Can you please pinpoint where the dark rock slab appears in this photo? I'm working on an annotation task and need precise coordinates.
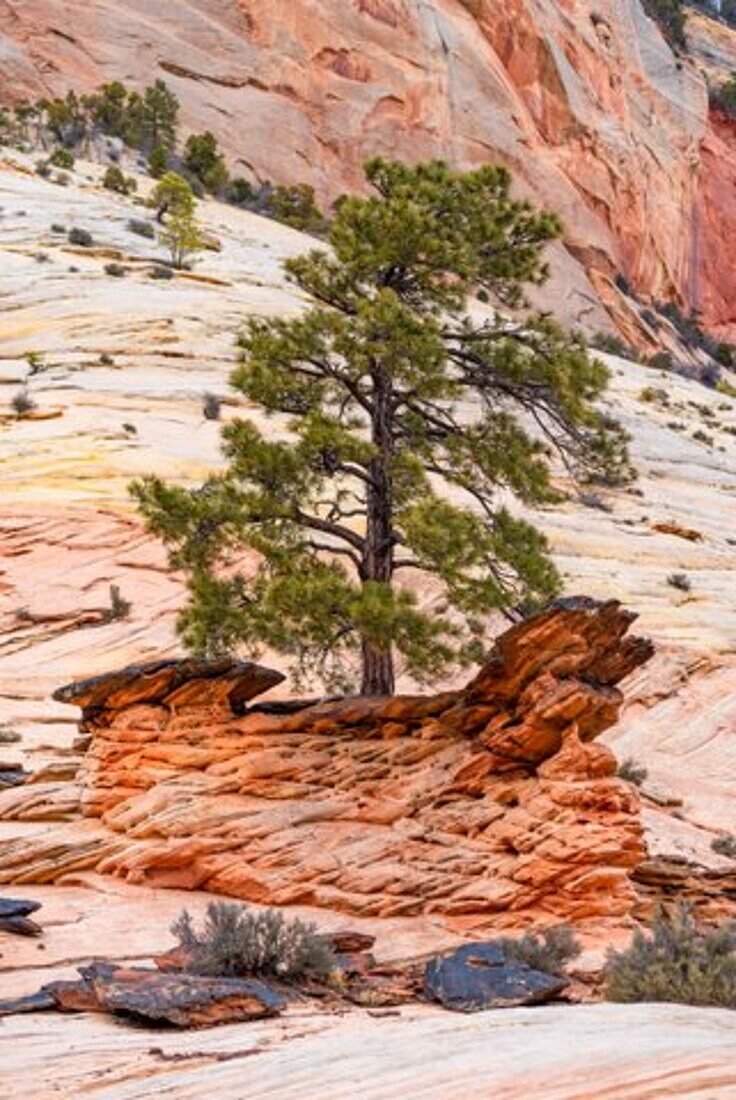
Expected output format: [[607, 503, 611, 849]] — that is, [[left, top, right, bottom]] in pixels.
[[53, 657, 284, 713], [0, 989, 57, 1016], [0, 767, 28, 790], [89, 965, 285, 1028], [424, 942, 568, 1013], [0, 897, 42, 936]]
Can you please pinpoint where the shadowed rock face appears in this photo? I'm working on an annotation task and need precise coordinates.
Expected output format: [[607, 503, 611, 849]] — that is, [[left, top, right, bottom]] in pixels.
[[0, 599, 654, 933]]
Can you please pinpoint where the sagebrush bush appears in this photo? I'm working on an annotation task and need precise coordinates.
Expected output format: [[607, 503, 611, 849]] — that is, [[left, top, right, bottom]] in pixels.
[[104, 262, 126, 278], [128, 218, 155, 239], [49, 147, 74, 169], [617, 757, 648, 786], [103, 165, 136, 195], [712, 835, 736, 860], [202, 391, 221, 421], [492, 925, 581, 977], [68, 227, 93, 247], [605, 906, 736, 1008], [11, 389, 36, 415], [102, 584, 131, 622], [171, 902, 336, 982]]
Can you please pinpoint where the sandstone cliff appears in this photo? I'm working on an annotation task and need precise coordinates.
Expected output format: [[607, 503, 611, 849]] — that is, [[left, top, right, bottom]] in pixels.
[[2, 1, 735, 335]]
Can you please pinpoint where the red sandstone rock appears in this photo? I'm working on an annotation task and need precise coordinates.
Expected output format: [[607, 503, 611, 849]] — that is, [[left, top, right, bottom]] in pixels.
[[0, 599, 654, 932], [0, 0, 722, 333]]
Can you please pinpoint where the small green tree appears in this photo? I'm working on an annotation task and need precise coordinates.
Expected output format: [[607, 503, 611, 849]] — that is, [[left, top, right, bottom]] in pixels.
[[147, 144, 169, 179], [103, 165, 136, 195], [183, 131, 229, 194], [149, 171, 195, 223], [159, 207, 204, 269], [140, 80, 179, 152], [267, 183, 327, 234], [642, 0, 686, 50], [133, 159, 630, 695], [84, 82, 130, 139]]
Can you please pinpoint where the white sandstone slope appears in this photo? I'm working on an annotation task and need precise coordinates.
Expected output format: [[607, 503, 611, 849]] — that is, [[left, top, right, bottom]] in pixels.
[[1, 151, 736, 1097]]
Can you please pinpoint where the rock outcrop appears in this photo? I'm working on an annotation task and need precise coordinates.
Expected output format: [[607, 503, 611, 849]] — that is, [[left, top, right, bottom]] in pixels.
[[0, 599, 654, 933], [2, 0, 733, 333], [0, 963, 286, 1028]]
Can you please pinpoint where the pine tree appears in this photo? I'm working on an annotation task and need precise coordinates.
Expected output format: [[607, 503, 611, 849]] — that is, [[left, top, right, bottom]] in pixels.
[[140, 80, 179, 152], [159, 207, 204, 269], [133, 159, 631, 695], [150, 171, 195, 223], [183, 131, 229, 194]]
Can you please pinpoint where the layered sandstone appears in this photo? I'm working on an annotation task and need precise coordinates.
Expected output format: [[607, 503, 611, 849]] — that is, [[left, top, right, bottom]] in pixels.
[[0, 599, 654, 932], [0, 0, 724, 332]]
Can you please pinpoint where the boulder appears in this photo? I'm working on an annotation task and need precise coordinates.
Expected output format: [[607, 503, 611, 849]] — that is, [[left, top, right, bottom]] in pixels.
[[89, 966, 285, 1028], [424, 943, 568, 1013], [0, 962, 285, 1028], [0, 897, 42, 936]]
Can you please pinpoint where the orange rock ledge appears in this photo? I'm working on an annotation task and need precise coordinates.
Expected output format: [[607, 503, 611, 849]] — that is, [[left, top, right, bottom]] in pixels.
[[0, 598, 654, 934]]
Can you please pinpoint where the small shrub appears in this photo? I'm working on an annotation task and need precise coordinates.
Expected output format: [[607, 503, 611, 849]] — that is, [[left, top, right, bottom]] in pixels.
[[68, 227, 94, 248], [590, 332, 638, 360], [122, 422, 138, 435], [667, 572, 691, 592], [35, 159, 51, 179], [49, 146, 74, 169], [605, 906, 736, 1008], [53, 172, 70, 187], [267, 182, 328, 234], [202, 392, 222, 421], [147, 144, 169, 179], [171, 902, 336, 982], [692, 429, 713, 446], [26, 352, 44, 376], [617, 757, 648, 785], [128, 217, 155, 239], [639, 387, 669, 404], [227, 176, 255, 205], [0, 727, 21, 744], [103, 584, 132, 622], [614, 272, 632, 296], [11, 389, 36, 415], [34, 251, 50, 264], [103, 165, 136, 195], [712, 835, 736, 860], [717, 377, 736, 399], [99, 353, 115, 366], [50, 223, 66, 234], [648, 351, 674, 372], [104, 262, 126, 278], [491, 925, 581, 977], [149, 264, 174, 280]]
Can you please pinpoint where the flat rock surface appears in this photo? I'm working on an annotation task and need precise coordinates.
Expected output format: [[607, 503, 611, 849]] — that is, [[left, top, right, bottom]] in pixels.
[[0, 1002, 735, 1099]]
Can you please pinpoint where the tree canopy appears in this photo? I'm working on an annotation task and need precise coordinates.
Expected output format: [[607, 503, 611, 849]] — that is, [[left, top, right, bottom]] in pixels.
[[133, 158, 631, 695]]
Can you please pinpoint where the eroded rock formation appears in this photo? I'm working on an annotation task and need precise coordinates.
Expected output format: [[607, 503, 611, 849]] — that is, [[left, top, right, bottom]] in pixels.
[[0, 599, 654, 932]]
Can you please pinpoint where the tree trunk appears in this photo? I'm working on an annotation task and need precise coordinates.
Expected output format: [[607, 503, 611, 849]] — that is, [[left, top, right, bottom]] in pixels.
[[361, 639, 395, 696], [360, 363, 395, 696]]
